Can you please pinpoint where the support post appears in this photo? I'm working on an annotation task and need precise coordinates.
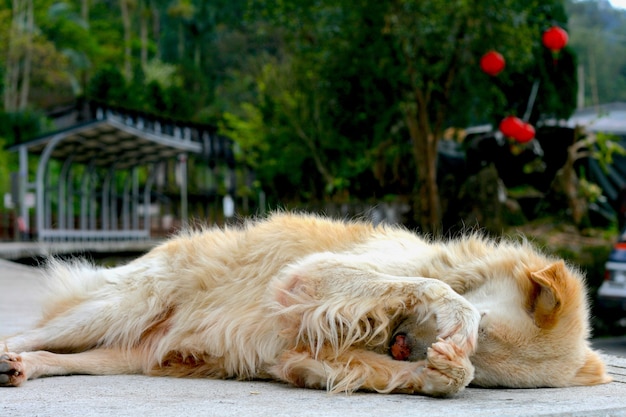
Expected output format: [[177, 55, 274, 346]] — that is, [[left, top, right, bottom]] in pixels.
[[18, 146, 29, 239], [179, 153, 188, 226], [58, 157, 74, 230], [143, 165, 156, 236]]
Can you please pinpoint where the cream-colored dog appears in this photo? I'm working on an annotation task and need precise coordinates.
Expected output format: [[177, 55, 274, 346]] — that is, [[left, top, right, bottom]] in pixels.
[[0, 213, 611, 396]]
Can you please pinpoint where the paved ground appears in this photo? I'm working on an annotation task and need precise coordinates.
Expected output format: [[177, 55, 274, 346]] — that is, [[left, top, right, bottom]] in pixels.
[[2, 259, 626, 417]]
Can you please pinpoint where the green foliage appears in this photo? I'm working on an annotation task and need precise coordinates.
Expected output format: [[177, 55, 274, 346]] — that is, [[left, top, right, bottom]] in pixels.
[[143, 60, 182, 89], [566, 0, 626, 105], [5, 0, 626, 223], [42, 2, 98, 63], [0, 110, 48, 146], [0, 137, 13, 201], [386, 0, 574, 125], [85, 62, 201, 119], [592, 132, 626, 172], [87, 66, 128, 105], [242, 0, 578, 213], [0, 110, 48, 202], [220, 103, 268, 168]]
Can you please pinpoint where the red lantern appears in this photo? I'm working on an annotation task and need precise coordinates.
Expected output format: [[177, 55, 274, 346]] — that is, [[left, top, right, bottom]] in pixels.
[[499, 116, 524, 138], [542, 26, 568, 52], [515, 123, 536, 143], [480, 51, 506, 76]]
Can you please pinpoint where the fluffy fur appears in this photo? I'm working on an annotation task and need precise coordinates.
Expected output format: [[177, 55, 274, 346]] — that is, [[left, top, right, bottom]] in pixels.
[[0, 213, 611, 396]]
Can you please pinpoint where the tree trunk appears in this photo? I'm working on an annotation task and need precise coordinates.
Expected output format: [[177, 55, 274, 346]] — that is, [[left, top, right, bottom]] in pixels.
[[140, 0, 148, 69], [81, 0, 90, 24], [80, 0, 91, 94], [177, 22, 184, 60], [405, 102, 441, 234], [3, 0, 20, 110], [120, 0, 132, 80], [3, 0, 34, 111], [18, 0, 33, 110], [4, 0, 23, 111], [556, 138, 589, 227], [152, 3, 161, 60], [397, 30, 464, 234]]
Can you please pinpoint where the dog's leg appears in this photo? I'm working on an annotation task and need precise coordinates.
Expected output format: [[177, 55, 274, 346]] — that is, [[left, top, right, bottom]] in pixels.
[[272, 252, 480, 396], [2, 298, 123, 354], [0, 348, 145, 387], [273, 342, 473, 397]]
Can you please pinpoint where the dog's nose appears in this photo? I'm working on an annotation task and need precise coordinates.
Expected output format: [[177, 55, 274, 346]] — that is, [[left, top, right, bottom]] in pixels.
[[390, 333, 411, 361]]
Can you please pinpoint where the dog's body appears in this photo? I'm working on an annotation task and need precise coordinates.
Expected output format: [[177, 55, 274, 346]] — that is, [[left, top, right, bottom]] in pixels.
[[0, 213, 611, 396]]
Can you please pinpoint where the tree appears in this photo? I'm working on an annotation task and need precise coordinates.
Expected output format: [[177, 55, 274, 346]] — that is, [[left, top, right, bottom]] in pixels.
[[3, 0, 34, 111], [226, 1, 409, 202], [43, 2, 97, 97], [566, 0, 626, 105], [238, 0, 576, 230], [119, 0, 134, 80], [383, 0, 574, 232], [0, 1, 99, 110], [0, 0, 584, 231]]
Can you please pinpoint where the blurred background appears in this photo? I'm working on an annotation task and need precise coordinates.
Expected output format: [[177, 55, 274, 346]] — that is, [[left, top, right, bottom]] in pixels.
[[2, 0, 626, 333]]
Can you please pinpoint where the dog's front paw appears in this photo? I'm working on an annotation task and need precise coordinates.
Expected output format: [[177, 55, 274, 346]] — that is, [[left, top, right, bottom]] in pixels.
[[0, 352, 27, 387], [435, 292, 481, 355], [420, 338, 474, 397]]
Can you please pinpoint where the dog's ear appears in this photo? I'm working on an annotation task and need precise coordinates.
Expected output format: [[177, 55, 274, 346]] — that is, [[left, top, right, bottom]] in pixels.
[[571, 348, 612, 386], [527, 261, 567, 329]]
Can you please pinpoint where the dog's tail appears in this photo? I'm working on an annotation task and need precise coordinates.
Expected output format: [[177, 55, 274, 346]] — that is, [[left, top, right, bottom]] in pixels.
[[40, 258, 113, 321], [38, 257, 173, 353]]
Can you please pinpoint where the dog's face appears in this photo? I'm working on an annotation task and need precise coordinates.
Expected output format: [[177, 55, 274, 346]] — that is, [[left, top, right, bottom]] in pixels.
[[391, 260, 610, 388]]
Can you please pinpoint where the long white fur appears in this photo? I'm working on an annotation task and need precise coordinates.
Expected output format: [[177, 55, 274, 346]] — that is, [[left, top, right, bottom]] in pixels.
[[1, 212, 610, 395]]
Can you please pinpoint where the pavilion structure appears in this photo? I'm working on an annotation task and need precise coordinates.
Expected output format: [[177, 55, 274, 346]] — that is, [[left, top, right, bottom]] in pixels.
[[8, 102, 234, 242]]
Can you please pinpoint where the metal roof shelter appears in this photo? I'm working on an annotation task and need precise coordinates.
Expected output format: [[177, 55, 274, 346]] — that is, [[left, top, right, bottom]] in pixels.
[[8, 103, 222, 241]]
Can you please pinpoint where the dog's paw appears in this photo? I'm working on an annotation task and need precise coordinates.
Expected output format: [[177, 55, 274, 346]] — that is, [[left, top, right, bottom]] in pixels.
[[421, 338, 474, 396], [0, 352, 27, 387], [435, 293, 481, 355]]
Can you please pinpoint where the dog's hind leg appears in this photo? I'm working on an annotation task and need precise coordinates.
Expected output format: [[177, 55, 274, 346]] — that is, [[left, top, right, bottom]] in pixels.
[[3, 298, 123, 354], [0, 347, 145, 387]]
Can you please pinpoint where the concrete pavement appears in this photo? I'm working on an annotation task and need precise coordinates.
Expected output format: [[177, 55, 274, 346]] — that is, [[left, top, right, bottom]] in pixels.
[[2, 259, 626, 417]]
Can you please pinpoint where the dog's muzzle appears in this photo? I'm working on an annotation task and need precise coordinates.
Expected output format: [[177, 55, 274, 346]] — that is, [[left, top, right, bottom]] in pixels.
[[389, 315, 439, 362]]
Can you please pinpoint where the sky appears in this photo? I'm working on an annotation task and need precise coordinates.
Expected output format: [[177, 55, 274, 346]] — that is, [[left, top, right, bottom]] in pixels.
[[610, 0, 626, 9]]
